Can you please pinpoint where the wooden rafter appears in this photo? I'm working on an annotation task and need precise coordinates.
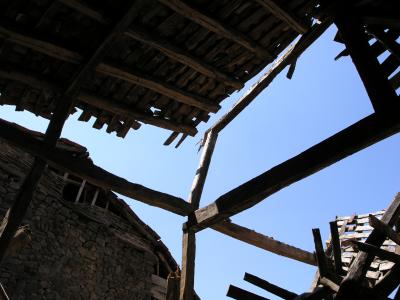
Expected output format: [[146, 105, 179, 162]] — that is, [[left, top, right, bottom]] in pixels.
[[366, 27, 400, 61], [253, 0, 308, 34], [58, 0, 110, 24], [227, 285, 269, 300], [157, 0, 273, 60], [0, 119, 193, 216], [244, 273, 298, 300], [0, 63, 197, 135], [188, 112, 400, 232], [369, 214, 400, 246], [0, 25, 219, 113]]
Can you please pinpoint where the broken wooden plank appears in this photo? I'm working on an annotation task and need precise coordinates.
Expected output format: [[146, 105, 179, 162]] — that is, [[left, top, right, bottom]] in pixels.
[[369, 214, 400, 246], [319, 277, 339, 293], [351, 241, 400, 264], [329, 221, 343, 274], [227, 285, 269, 300], [244, 273, 298, 299]]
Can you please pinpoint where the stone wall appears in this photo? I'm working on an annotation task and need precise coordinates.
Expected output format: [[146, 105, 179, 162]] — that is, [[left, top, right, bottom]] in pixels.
[[0, 140, 159, 300]]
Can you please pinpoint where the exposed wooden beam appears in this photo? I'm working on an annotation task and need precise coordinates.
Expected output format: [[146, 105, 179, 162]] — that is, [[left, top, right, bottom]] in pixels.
[[372, 264, 400, 298], [0, 64, 197, 135], [319, 277, 339, 293], [227, 285, 269, 300], [351, 240, 400, 264], [211, 220, 317, 266], [312, 228, 331, 279], [0, 119, 193, 216], [329, 221, 343, 274], [0, 25, 219, 113], [335, 15, 398, 112], [189, 112, 400, 232], [244, 273, 298, 299], [336, 193, 400, 299], [157, 0, 273, 60], [253, 0, 308, 34], [124, 29, 243, 89], [206, 21, 331, 135], [292, 287, 332, 300], [369, 214, 400, 246], [58, 0, 110, 24], [366, 27, 400, 62]]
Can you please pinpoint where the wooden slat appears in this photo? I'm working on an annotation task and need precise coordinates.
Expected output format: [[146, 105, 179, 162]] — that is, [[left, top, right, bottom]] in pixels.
[[335, 16, 398, 112], [157, 0, 273, 60], [253, 0, 308, 33], [329, 221, 343, 274], [207, 20, 331, 135], [189, 112, 400, 232], [351, 241, 400, 264], [227, 285, 269, 300], [211, 220, 317, 266], [312, 228, 330, 279], [244, 273, 298, 299], [124, 29, 243, 89], [0, 119, 193, 216], [367, 27, 400, 61], [369, 214, 400, 246]]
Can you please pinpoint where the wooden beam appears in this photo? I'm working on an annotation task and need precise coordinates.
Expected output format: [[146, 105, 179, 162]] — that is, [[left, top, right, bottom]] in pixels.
[[0, 64, 197, 135], [179, 131, 218, 300], [351, 240, 400, 264], [319, 277, 339, 293], [372, 264, 400, 298], [124, 29, 243, 89], [211, 220, 317, 266], [369, 214, 400, 246], [292, 287, 332, 300], [335, 16, 398, 112], [244, 273, 298, 299], [0, 282, 9, 300], [207, 21, 331, 134], [0, 119, 193, 216], [157, 0, 273, 60], [312, 228, 331, 279], [0, 25, 219, 113], [189, 112, 400, 232], [227, 285, 269, 300], [253, 0, 308, 33], [366, 27, 400, 61], [58, 0, 110, 24], [336, 193, 400, 300], [329, 221, 343, 274]]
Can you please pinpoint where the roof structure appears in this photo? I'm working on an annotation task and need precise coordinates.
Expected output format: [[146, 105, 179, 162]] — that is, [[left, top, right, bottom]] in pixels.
[[0, 0, 399, 299]]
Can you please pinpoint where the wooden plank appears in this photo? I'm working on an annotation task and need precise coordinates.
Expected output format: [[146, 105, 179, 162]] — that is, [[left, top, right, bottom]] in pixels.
[[367, 27, 400, 61], [369, 214, 400, 246], [372, 264, 400, 298], [351, 241, 400, 264], [334, 16, 398, 112], [244, 273, 298, 299], [157, 0, 273, 60], [319, 277, 339, 293], [124, 29, 243, 89], [227, 285, 269, 300], [329, 221, 343, 274], [189, 112, 400, 232], [211, 220, 316, 266], [0, 119, 193, 216], [336, 193, 400, 299], [207, 21, 331, 134], [58, 0, 110, 24], [253, 0, 308, 33], [166, 271, 180, 300], [312, 228, 330, 278]]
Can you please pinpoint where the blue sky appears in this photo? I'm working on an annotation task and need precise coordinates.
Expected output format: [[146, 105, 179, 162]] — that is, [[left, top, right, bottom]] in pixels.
[[1, 25, 399, 299]]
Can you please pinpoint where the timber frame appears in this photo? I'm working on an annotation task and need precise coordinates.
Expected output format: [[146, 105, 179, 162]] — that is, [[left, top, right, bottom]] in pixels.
[[0, 0, 400, 299]]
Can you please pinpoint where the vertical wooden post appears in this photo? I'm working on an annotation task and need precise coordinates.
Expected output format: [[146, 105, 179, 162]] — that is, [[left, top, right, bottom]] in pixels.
[[75, 179, 87, 203], [179, 130, 218, 300], [329, 221, 343, 275]]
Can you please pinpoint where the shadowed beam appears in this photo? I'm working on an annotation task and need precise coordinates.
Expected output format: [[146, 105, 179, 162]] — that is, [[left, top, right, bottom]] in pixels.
[[253, 0, 308, 33], [244, 273, 298, 299], [0, 119, 193, 216], [211, 220, 316, 266], [188, 112, 400, 232], [369, 214, 400, 246], [227, 285, 269, 300]]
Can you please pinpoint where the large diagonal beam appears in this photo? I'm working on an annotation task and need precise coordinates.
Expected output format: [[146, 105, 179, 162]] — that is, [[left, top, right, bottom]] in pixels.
[[188, 112, 400, 232], [0, 25, 219, 113], [0, 119, 192, 216]]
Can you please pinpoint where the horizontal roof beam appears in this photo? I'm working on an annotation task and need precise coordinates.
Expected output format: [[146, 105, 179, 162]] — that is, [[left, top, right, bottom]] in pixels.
[[0, 118, 193, 216], [189, 112, 400, 232], [157, 0, 273, 60]]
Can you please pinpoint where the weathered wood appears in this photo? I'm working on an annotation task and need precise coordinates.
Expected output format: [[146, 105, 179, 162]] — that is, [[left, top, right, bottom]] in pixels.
[[227, 285, 269, 300], [366, 27, 400, 62], [244, 273, 298, 299], [157, 0, 273, 60], [0, 119, 193, 216], [207, 20, 331, 135], [372, 264, 400, 298], [167, 270, 181, 300], [124, 29, 243, 89], [336, 193, 400, 300], [189, 113, 400, 232], [351, 241, 400, 264], [335, 16, 398, 112], [312, 228, 330, 279], [211, 220, 316, 266], [319, 277, 339, 293], [369, 214, 400, 246], [253, 0, 308, 33], [329, 221, 343, 274], [58, 0, 110, 24]]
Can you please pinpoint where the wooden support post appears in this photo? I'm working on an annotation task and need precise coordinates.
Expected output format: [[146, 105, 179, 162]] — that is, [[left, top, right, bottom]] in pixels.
[[244, 273, 298, 299], [336, 193, 400, 300], [329, 221, 343, 275], [75, 179, 86, 203], [91, 188, 100, 206], [227, 285, 269, 300], [180, 130, 218, 300], [334, 15, 398, 112], [369, 214, 400, 246], [312, 228, 330, 279], [211, 220, 316, 266], [351, 241, 400, 264]]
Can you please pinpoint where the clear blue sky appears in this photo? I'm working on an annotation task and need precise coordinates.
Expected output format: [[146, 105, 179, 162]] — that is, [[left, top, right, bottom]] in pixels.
[[1, 25, 399, 299]]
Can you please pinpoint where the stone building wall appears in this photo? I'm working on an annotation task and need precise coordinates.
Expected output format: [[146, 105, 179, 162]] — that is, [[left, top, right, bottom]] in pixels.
[[0, 139, 164, 300]]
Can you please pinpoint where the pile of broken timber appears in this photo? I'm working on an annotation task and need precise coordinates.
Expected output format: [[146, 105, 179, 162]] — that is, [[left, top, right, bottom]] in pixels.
[[226, 193, 400, 300]]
